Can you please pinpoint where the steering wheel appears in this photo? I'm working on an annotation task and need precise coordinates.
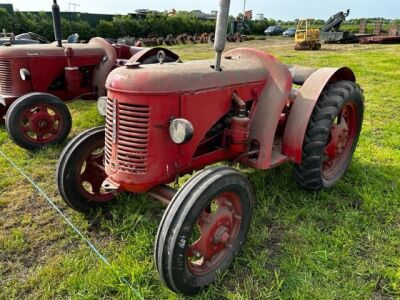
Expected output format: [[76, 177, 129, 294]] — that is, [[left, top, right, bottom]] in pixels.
[[27, 32, 50, 44]]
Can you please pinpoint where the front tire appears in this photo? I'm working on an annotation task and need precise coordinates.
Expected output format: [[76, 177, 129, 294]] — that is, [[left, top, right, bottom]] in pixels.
[[155, 166, 254, 295], [294, 80, 364, 190], [5, 93, 72, 150], [56, 126, 116, 213]]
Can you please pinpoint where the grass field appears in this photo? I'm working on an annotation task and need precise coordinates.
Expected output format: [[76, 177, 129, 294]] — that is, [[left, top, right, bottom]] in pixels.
[[1, 38, 399, 300]]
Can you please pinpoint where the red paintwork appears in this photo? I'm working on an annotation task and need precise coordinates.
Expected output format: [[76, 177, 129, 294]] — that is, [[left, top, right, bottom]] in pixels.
[[20, 103, 64, 144], [102, 47, 358, 194], [282, 67, 356, 163], [224, 48, 292, 169], [104, 48, 270, 193], [79, 141, 114, 202], [187, 192, 243, 275], [322, 101, 357, 180], [0, 38, 149, 115]]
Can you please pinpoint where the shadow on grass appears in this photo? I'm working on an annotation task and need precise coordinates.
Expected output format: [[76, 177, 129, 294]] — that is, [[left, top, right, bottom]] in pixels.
[[75, 158, 398, 298]]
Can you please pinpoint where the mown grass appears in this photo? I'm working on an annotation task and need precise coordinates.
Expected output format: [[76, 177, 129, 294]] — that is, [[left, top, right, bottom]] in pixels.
[[0, 39, 399, 299]]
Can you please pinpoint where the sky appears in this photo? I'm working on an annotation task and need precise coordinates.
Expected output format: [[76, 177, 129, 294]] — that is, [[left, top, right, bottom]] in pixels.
[[6, 0, 400, 20]]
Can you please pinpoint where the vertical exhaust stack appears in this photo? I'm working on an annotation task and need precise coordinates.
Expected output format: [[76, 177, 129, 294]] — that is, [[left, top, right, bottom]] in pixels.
[[52, 0, 63, 47], [214, 0, 231, 71]]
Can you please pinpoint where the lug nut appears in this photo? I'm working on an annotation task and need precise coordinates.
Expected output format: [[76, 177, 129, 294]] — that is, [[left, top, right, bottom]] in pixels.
[[220, 232, 230, 244]]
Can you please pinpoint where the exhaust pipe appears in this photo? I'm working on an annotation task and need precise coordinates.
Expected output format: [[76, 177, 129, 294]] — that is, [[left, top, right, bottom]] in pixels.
[[214, 0, 231, 71], [52, 0, 63, 47]]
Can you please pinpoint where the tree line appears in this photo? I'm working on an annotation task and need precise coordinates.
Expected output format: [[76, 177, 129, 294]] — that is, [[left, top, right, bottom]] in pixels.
[[0, 8, 277, 40], [0, 8, 397, 41]]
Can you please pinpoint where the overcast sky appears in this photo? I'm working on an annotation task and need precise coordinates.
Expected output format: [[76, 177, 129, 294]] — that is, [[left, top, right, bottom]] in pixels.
[[7, 0, 400, 20]]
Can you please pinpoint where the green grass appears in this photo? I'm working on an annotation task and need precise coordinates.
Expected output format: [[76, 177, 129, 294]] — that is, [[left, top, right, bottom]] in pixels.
[[1, 39, 399, 299]]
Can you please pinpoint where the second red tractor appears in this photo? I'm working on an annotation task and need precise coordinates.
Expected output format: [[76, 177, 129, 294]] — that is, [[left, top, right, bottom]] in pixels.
[[0, 1, 178, 150]]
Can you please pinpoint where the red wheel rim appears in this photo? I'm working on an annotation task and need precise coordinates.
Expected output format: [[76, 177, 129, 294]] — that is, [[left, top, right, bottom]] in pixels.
[[76, 146, 114, 203], [322, 101, 358, 180], [186, 192, 243, 276], [19, 104, 64, 144]]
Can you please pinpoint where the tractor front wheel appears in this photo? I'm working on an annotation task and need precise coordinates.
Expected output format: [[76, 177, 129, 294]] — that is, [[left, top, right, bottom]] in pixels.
[[155, 166, 254, 295], [5, 93, 72, 150], [294, 80, 364, 190], [56, 126, 117, 213]]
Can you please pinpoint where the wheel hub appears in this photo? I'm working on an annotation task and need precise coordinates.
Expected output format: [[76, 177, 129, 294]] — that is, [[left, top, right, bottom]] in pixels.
[[187, 193, 243, 275], [322, 102, 357, 178], [324, 119, 349, 163], [20, 104, 63, 143]]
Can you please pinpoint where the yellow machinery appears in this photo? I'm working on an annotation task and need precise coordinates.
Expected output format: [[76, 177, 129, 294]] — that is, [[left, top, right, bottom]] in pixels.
[[295, 19, 321, 50]]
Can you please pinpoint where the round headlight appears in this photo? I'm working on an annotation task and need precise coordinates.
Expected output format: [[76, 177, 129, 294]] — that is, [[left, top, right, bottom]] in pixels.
[[20, 68, 31, 81], [169, 119, 194, 144], [97, 96, 108, 117]]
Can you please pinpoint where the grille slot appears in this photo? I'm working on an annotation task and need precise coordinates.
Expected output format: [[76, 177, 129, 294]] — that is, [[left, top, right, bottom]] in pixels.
[[0, 60, 12, 94], [105, 98, 150, 174]]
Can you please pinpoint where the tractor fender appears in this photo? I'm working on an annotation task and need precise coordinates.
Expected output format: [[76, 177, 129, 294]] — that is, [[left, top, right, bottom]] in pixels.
[[128, 47, 180, 65], [282, 67, 356, 163], [224, 48, 292, 169], [90, 37, 118, 97]]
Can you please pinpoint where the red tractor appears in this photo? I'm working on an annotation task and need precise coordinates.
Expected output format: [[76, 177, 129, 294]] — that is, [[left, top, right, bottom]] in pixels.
[[56, 0, 364, 295], [0, 0, 178, 150]]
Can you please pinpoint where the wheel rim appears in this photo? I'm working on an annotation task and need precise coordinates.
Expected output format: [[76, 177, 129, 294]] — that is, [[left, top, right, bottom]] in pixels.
[[186, 192, 243, 276], [76, 144, 114, 203], [322, 101, 358, 180], [19, 104, 64, 144]]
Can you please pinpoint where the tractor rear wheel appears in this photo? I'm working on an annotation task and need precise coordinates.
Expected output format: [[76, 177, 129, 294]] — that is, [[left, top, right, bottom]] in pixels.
[[56, 126, 117, 213], [294, 80, 364, 190], [5, 93, 72, 150], [155, 166, 254, 295]]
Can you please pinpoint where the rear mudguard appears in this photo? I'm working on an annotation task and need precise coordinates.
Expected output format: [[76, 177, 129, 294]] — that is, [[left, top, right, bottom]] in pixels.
[[224, 48, 292, 169], [90, 37, 117, 97], [282, 67, 356, 163]]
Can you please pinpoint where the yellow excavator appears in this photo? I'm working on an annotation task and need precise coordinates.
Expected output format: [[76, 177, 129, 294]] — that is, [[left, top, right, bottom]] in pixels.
[[295, 19, 322, 50]]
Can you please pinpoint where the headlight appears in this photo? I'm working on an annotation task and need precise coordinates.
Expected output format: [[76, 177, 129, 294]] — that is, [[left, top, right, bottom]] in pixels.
[[19, 68, 31, 81], [97, 97, 107, 117], [169, 119, 194, 144]]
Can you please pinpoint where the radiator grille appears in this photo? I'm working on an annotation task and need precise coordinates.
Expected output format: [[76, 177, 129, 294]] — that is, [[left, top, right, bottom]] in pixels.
[[105, 98, 150, 174], [0, 60, 12, 94]]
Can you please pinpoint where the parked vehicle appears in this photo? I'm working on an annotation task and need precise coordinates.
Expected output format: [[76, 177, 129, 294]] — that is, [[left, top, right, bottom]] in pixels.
[[264, 25, 285, 36], [295, 19, 322, 50], [283, 28, 296, 37], [57, 0, 364, 295]]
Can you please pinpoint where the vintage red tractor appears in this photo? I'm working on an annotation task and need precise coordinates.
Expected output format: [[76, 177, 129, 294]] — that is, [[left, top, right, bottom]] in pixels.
[[0, 0, 178, 150], [56, 0, 364, 295]]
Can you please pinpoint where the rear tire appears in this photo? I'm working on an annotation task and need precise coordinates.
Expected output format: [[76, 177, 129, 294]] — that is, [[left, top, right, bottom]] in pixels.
[[155, 166, 254, 295], [294, 80, 364, 190]]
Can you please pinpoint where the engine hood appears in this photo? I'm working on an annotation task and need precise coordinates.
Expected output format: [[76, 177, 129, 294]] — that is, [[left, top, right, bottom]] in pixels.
[[0, 38, 106, 58], [106, 55, 269, 95]]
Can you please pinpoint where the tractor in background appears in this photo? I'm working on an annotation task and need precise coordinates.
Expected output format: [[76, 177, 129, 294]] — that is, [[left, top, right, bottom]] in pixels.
[[57, 0, 364, 295], [0, 1, 179, 150]]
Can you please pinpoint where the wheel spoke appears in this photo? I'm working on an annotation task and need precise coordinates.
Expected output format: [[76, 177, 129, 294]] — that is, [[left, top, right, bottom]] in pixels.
[[35, 132, 45, 141], [52, 114, 61, 122], [49, 128, 60, 135], [21, 125, 32, 133]]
